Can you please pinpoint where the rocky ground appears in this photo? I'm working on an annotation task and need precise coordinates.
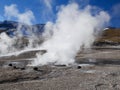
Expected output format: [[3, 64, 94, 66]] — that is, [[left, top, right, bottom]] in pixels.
[[0, 46, 120, 90]]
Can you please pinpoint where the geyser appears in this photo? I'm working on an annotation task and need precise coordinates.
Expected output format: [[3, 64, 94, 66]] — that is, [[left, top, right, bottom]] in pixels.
[[32, 3, 110, 66]]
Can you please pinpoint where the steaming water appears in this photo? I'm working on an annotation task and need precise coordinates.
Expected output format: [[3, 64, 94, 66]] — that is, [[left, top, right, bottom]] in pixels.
[[0, 3, 110, 66]]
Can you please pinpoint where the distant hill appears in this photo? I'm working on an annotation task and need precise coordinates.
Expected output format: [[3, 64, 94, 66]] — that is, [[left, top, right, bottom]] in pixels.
[[0, 20, 45, 37], [95, 28, 120, 46], [0, 20, 18, 29]]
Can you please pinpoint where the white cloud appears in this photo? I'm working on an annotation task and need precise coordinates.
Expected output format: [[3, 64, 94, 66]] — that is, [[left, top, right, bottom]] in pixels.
[[39, 0, 55, 22], [17, 11, 35, 25], [0, 15, 4, 21], [4, 4, 18, 19], [44, 0, 52, 10], [4, 4, 35, 25], [112, 3, 120, 18]]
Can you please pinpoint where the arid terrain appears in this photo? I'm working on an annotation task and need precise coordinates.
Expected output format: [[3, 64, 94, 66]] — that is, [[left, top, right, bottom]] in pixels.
[[0, 28, 120, 90]]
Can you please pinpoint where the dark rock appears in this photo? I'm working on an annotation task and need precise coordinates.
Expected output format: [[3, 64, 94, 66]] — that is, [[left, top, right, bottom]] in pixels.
[[33, 67, 38, 71], [54, 64, 66, 67], [20, 67, 25, 70], [8, 63, 13, 67], [77, 66, 82, 69], [13, 66, 17, 69]]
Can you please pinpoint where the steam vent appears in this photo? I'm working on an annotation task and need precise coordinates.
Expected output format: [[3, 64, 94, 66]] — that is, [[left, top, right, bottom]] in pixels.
[[0, 0, 120, 90]]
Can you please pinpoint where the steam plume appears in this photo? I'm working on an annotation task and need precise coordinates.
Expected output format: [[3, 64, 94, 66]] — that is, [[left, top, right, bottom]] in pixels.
[[0, 33, 15, 54], [4, 4, 35, 25], [32, 3, 110, 66], [0, 4, 36, 54]]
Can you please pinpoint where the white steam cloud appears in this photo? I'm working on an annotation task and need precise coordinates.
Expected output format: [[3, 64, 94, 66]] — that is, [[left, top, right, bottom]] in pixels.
[[0, 4, 36, 54], [32, 3, 110, 66], [0, 33, 15, 54], [4, 4, 35, 38], [4, 4, 35, 25]]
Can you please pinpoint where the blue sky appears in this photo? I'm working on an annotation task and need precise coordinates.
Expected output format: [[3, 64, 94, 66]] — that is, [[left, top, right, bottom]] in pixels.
[[0, 0, 120, 27]]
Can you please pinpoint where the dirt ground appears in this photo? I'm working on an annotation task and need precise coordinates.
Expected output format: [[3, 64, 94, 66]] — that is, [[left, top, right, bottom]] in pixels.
[[0, 46, 120, 90]]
